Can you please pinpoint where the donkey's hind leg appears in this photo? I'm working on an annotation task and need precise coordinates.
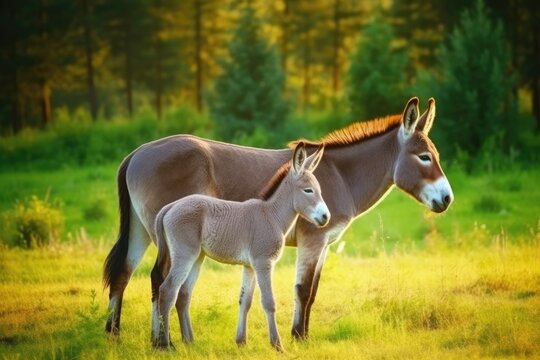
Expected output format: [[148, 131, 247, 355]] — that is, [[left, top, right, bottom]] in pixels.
[[175, 253, 205, 344], [235, 266, 256, 346], [106, 208, 151, 335]]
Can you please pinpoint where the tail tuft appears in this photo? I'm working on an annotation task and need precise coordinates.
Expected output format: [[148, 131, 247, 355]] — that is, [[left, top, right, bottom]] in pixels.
[[103, 154, 133, 290]]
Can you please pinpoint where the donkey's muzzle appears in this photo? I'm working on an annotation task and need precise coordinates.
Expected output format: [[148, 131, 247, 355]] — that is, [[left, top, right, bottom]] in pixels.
[[315, 212, 330, 227], [431, 192, 453, 213]]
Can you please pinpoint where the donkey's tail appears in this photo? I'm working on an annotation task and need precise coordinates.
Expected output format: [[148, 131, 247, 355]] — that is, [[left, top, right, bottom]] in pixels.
[[103, 153, 134, 290]]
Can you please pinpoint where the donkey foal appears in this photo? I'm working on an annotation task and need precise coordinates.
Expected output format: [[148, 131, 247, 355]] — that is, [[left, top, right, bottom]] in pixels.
[[152, 143, 330, 352]]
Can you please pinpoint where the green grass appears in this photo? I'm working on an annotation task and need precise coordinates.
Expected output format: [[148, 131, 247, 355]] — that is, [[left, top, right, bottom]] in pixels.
[[1, 166, 539, 257], [0, 242, 539, 359]]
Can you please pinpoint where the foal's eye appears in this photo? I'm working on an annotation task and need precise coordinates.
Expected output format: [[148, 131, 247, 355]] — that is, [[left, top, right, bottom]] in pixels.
[[418, 154, 431, 162], [303, 188, 314, 194]]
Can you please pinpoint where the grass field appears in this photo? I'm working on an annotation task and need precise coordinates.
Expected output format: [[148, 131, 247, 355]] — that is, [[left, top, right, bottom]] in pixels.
[[1, 165, 540, 359]]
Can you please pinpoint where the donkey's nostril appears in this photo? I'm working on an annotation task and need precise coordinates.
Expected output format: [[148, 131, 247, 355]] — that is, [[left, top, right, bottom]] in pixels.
[[443, 194, 451, 205], [322, 213, 328, 222]]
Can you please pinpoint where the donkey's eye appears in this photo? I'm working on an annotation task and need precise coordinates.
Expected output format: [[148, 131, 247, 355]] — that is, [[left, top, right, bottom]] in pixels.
[[418, 154, 431, 162], [303, 188, 314, 194]]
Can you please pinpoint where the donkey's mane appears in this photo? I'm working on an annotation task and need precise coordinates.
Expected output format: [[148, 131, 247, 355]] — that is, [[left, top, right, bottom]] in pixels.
[[289, 114, 402, 148], [259, 162, 291, 201]]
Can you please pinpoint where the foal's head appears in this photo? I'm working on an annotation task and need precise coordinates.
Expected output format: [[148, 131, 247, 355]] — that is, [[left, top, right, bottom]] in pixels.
[[393, 97, 454, 213], [289, 143, 330, 227]]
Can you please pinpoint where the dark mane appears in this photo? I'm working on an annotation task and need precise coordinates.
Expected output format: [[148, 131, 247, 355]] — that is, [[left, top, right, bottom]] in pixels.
[[288, 114, 402, 148], [258, 162, 291, 201]]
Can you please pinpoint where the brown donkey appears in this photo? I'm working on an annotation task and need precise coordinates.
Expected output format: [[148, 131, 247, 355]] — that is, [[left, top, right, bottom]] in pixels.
[[152, 143, 329, 351], [103, 97, 454, 340]]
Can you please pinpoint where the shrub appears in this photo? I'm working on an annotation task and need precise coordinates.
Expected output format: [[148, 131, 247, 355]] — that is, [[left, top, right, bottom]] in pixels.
[[13, 196, 64, 248], [83, 198, 108, 221], [473, 195, 503, 213]]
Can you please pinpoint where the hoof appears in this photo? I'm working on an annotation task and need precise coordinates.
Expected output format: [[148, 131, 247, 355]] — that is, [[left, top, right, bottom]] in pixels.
[[291, 328, 307, 341], [105, 321, 120, 336], [236, 338, 247, 347], [152, 339, 175, 350], [272, 342, 285, 353]]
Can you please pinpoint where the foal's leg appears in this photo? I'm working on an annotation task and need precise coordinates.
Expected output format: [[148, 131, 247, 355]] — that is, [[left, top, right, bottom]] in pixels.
[[291, 239, 327, 340], [106, 209, 151, 335], [157, 254, 198, 348], [254, 261, 283, 352], [235, 266, 256, 346], [175, 253, 205, 344]]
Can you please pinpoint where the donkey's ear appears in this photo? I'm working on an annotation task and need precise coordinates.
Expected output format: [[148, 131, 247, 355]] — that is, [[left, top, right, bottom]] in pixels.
[[417, 97, 436, 135], [399, 97, 420, 141], [305, 144, 325, 172], [292, 142, 307, 173]]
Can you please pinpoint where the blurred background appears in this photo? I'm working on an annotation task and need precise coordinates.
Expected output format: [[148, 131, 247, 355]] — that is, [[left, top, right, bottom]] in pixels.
[[0, 0, 539, 171], [0, 0, 539, 246]]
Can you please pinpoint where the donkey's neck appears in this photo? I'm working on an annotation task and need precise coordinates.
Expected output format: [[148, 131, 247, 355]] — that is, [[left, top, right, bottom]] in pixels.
[[263, 177, 300, 233], [326, 128, 399, 216]]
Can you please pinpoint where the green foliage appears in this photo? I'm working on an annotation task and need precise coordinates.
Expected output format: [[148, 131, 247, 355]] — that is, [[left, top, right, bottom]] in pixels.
[[346, 14, 409, 120], [0, 105, 213, 171], [83, 198, 108, 221], [12, 195, 64, 248], [473, 195, 503, 214], [208, 5, 289, 145], [417, 0, 517, 159]]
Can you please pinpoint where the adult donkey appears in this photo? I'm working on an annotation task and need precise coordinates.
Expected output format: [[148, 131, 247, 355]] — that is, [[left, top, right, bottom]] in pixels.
[[103, 97, 454, 340]]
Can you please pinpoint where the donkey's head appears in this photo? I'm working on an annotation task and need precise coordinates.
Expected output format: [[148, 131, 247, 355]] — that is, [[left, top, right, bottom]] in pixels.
[[393, 97, 454, 213], [289, 143, 330, 227]]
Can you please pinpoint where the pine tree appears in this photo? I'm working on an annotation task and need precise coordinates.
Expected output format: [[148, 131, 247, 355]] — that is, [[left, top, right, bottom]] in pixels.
[[208, 5, 288, 142], [423, 0, 517, 156], [346, 14, 409, 120]]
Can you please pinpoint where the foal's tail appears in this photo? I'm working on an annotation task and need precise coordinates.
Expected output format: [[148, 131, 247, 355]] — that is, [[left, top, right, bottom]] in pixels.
[[103, 152, 134, 290], [155, 202, 175, 272]]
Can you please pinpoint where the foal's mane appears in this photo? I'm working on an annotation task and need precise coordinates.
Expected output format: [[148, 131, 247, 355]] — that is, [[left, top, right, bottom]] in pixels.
[[288, 114, 402, 148], [259, 162, 291, 201]]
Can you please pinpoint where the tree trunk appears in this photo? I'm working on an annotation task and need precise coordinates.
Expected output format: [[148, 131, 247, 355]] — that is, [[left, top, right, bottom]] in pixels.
[[124, 18, 133, 118], [302, 60, 310, 112], [331, 0, 341, 99], [6, 0, 21, 133], [39, 0, 51, 127], [155, 33, 163, 120], [532, 3, 540, 132], [83, 0, 98, 121], [533, 77, 540, 132], [194, 0, 203, 112], [40, 79, 51, 128], [281, 0, 289, 74]]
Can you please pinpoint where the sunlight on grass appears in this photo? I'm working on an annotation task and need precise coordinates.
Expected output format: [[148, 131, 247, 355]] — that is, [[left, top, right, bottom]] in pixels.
[[1, 239, 539, 359]]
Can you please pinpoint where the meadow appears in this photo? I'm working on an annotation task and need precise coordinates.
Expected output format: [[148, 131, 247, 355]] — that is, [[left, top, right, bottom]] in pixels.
[[1, 160, 539, 359]]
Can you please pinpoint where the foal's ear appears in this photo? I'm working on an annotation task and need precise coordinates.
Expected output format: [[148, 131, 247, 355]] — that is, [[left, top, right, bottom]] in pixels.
[[305, 144, 325, 172], [292, 142, 307, 173], [399, 97, 420, 141], [416, 97, 436, 135]]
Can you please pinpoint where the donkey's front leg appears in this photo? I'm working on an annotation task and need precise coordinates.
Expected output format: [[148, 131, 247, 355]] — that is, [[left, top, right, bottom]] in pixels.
[[291, 240, 327, 340], [254, 261, 283, 352], [235, 266, 256, 346]]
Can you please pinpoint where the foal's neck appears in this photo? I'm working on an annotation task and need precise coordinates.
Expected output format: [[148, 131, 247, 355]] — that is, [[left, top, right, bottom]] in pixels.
[[262, 177, 299, 233]]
